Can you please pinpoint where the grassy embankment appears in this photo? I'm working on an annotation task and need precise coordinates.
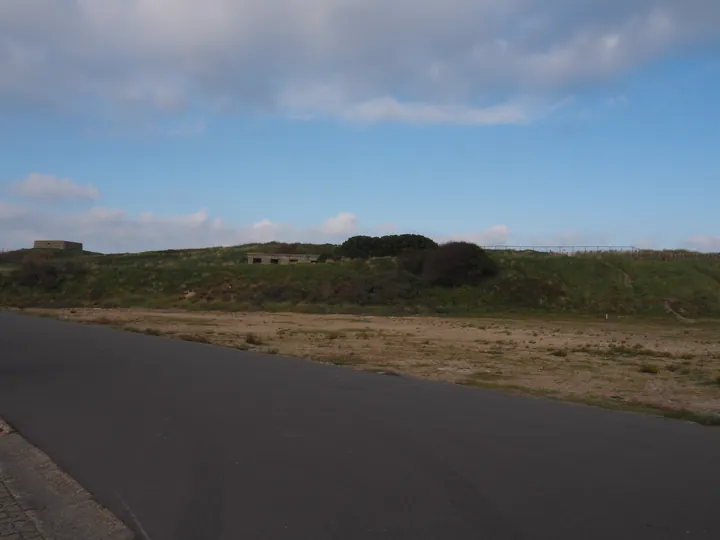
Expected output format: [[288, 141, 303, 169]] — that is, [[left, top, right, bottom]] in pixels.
[[3, 243, 720, 424], [2, 244, 720, 319]]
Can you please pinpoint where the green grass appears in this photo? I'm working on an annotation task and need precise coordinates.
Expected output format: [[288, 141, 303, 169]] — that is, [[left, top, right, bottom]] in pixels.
[[2, 245, 720, 319]]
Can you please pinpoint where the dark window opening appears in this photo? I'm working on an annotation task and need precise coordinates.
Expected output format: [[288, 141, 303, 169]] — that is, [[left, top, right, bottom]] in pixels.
[[270, 258, 280, 264], [252, 258, 262, 264]]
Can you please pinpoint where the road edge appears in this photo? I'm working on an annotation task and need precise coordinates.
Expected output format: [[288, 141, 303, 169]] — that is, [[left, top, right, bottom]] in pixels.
[[0, 417, 136, 540]]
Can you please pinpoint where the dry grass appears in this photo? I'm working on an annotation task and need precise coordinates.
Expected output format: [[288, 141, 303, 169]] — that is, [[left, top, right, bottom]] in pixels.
[[26, 307, 720, 419]]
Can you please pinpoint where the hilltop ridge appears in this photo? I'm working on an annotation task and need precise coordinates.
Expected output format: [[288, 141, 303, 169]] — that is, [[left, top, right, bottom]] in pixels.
[[2, 242, 720, 319]]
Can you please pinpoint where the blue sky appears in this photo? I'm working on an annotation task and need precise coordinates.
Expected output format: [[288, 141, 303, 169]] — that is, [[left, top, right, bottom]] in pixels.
[[1, 1, 719, 253]]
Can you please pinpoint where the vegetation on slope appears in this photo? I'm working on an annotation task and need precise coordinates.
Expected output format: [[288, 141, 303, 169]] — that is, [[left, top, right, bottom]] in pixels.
[[337, 234, 438, 259], [2, 240, 720, 318]]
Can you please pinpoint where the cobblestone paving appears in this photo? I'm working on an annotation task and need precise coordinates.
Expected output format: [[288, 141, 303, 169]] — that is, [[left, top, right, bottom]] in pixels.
[[0, 474, 44, 540]]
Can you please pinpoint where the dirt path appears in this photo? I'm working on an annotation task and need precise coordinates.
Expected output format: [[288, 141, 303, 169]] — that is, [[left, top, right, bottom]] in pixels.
[[28, 308, 720, 417]]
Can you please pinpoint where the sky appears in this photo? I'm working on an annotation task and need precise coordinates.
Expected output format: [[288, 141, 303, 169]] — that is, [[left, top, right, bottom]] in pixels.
[[1, 0, 719, 253]]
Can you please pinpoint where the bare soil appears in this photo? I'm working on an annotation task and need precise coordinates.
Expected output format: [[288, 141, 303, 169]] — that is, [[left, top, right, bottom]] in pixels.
[[28, 308, 720, 415]]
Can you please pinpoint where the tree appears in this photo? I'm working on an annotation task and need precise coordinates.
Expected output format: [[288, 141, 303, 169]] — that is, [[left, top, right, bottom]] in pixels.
[[15, 258, 62, 290], [422, 242, 499, 287], [376, 234, 438, 257], [396, 249, 428, 276], [338, 235, 381, 259], [339, 234, 438, 259]]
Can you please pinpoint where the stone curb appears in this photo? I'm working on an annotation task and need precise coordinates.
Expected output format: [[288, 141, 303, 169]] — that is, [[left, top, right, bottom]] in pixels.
[[0, 418, 135, 540]]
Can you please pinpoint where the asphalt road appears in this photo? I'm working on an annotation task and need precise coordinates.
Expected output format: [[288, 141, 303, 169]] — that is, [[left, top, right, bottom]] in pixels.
[[1, 313, 719, 540]]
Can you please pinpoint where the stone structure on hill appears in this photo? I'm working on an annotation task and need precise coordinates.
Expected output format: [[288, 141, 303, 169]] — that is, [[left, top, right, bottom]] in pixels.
[[33, 240, 83, 251], [246, 253, 319, 265]]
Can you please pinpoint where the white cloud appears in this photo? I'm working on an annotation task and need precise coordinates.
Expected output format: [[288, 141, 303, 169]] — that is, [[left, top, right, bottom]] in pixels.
[[0, 202, 360, 253], [1, 1, 718, 124], [250, 218, 285, 242], [445, 224, 511, 246], [606, 94, 628, 107], [684, 235, 720, 252], [84, 207, 126, 222], [1, 199, 717, 254], [343, 98, 527, 126], [279, 85, 530, 125], [315, 212, 357, 235], [9, 173, 100, 200], [529, 231, 614, 247], [374, 222, 397, 235], [0, 201, 27, 220]]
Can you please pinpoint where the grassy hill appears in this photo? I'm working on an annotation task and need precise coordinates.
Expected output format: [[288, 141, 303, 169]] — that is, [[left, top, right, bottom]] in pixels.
[[2, 244, 720, 318]]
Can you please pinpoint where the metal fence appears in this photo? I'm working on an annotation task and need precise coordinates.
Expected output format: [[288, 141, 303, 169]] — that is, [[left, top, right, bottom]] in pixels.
[[482, 245, 638, 254], [481, 245, 720, 260]]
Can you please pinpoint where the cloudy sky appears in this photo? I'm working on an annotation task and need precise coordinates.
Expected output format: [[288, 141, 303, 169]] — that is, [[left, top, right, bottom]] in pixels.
[[1, 0, 719, 253]]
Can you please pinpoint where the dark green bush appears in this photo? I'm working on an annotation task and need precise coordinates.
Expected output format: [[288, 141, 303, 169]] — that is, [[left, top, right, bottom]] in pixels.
[[338, 236, 381, 259], [422, 242, 499, 287], [14, 258, 62, 290], [397, 249, 428, 276], [339, 234, 438, 259]]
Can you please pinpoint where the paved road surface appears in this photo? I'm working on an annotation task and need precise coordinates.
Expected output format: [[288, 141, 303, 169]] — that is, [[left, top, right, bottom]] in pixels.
[[1, 313, 719, 540]]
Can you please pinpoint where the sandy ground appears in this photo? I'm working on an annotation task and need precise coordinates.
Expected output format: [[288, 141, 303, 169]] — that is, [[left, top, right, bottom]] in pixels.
[[27, 308, 720, 415]]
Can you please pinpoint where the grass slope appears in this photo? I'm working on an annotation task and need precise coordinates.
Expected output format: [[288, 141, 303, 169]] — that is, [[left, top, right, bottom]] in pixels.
[[2, 244, 720, 318]]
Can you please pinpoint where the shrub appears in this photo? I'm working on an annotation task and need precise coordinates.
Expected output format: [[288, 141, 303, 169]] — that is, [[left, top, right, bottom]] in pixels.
[[327, 271, 419, 305], [61, 261, 89, 279], [639, 363, 659, 374], [338, 236, 380, 259], [0, 249, 34, 265], [273, 243, 300, 254], [262, 284, 305, 303], [15, 258, 62, 290], [375, 234, 438, 257], [490, 276, 567, 308], [245, 333, 263, 345], [422, 242, 500, 287], [396, 249, 427, 276], [339, 234, 438, 259]]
